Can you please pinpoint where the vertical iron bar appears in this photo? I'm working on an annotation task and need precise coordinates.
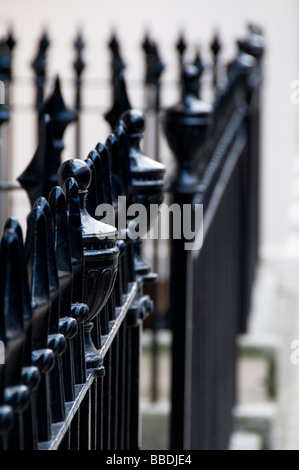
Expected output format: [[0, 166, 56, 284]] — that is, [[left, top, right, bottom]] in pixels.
[[90, 379, 97, 450], [103, 349, 112, 450], [70, 410, 80, 450], [118, 321, 126, 449], [128, 322, 141, 450], [96, 375, 104, 450], [125, 324, 131, 449], [110, 336, 119, 449]]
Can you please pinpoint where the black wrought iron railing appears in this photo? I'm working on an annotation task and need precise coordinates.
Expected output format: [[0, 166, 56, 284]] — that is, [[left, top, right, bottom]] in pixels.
[[163, 26, 264, 450]]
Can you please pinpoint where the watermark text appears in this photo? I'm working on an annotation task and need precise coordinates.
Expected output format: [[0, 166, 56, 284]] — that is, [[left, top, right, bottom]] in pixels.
[[95, 196, 203, 251], [290, 80, 299, 104]]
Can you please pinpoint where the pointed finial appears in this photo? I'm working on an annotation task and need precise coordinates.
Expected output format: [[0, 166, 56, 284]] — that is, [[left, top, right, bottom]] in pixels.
[[33, 197, 60, 334], [210, 32, 222, 89], [114, 119, 131, 196], [48, 186, 73, 317], [74, 33, 85, 79], [6, 29, 16, 53], [18, 114, 61, 206], [104, 33, 131, 130], [108, 32, 125, 75], [142, 32, 152, 55], [176, 33, 187, 58], [94, 142, 113, 206], [5, 29, 16, 93], [87, 149, 105, 208], [25, 206, 51, 351], [31, 31, 50, 111], [0, 227, 27, 388], [210, 33, 221, 57], [0, 40, 10, 124], [24, 205, 55, 442], [120, 108, 165, 200], [73, 32, 85, 113], [248, 23, 263, 36], [64, 176, 84, 303], [161, 63, 213, 190], [193, 47, 205, 76], [182, 64, 201, 102], [73, 32, 85, 155], [176, 32, 187, 82]]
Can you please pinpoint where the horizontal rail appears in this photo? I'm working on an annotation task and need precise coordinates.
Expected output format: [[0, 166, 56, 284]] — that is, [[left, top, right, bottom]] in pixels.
[[0, 181, 22, 190], [197, 132, 247, 255], [191, 108, 248, 258]]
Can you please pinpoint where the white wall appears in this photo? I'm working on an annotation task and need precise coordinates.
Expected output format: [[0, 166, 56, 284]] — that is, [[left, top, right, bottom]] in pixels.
[[1, 0, 298, 259]]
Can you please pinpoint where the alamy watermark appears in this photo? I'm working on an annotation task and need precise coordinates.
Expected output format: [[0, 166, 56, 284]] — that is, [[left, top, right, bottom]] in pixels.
[[0, 340, 4, 364], [94, 196, 204, 251], [290, 81, 299, 104], [0, 80, 4, 105]]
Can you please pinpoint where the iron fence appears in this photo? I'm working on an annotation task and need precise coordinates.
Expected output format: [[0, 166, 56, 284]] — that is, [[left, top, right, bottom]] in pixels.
[[0, 23, 263, 450]]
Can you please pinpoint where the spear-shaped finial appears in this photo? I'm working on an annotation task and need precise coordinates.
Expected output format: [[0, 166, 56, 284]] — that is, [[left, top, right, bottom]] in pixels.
[[31, 31, 50, 113], [73, 32, 85, 111], [210, 32, 221, 89], [142, 33, 165, 87], [73, 31, 85, 156], [104, 32, 131, 130]]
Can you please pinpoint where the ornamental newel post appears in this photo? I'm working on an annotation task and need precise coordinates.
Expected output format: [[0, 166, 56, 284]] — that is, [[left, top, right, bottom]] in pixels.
[[237, 24, 264, 63], [162, 64, 213, 196], [119, 109, 166, 277], [58, 159, 119, 368], [120, 109, 166, 225]]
